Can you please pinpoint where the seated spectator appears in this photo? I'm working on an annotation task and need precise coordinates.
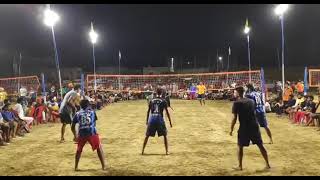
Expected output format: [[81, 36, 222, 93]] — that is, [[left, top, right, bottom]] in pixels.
[[47, 96, 60, 123], [1, 104, 20, 139], [284, 94, 296, 119], [33, 98, 48, 125], [265, 100, 272, 113], [294, 95, 314, 125], [274, 98, 283, 116], [13, 97, 33, 131], [0, 113, 10, 145], [304, 96, 320, 127], [289, 94, 304, 123]]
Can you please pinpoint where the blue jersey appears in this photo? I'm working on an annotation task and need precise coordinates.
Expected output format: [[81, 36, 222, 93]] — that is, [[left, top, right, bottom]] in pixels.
[[246, 91, 265, 113], [72, 108, 98, 137], [149, 97, 167, 117]]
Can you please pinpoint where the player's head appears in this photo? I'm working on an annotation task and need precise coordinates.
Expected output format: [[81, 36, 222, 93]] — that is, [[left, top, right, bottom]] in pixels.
[[234, 86, 245, 98], [68, 83, 74, 90], [246, 83, 255, 92], [3, 104, 9, 111], [156, 88, 163, 96], [289, 94, 294, 100], [199, 82, 203, 85], [17, 97, 23, 104], [297, 93, 302, 99], [74, 84, 81, 93], [80, 99, 90, 110]]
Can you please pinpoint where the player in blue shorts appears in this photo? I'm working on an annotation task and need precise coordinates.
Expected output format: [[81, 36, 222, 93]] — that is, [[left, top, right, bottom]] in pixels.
[[142, 88, 173, 155], [71, 99, 106, 171], [246, 84, 273, 144]]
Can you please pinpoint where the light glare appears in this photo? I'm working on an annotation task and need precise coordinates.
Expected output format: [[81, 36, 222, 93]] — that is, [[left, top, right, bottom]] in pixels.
[[244, 26, 250, 34], [44, 8, 59, 27], [89, 30, 98, 44], [275, 4, 289, 16]]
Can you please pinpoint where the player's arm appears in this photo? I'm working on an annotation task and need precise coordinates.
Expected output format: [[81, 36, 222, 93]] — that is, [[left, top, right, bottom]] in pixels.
[[146, 104, 151, 125], [230, 113, 237, 136], [230, 103, 238, 136], [165, 107, 172, 128]]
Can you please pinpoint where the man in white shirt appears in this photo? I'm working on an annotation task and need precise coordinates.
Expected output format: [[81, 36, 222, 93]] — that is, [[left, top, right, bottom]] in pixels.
[[13, 97, 33, 131], [59, 84, 81, 143]]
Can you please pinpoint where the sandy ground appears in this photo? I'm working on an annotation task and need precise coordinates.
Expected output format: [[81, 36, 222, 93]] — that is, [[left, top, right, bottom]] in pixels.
[[1, 99, 320, 176]]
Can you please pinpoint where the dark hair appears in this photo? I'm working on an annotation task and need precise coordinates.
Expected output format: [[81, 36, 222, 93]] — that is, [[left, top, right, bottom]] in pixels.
[[74, 84, 81, 90], [80, 99, 90, 109], [156, 88, 163, 95], [235, 86, 245, 97], [17, 97, 23, 104], [4, 99, 9, 105], [309, 95, 314, 101], [246, 83, 254, 92], [2, 104, 9, 110]]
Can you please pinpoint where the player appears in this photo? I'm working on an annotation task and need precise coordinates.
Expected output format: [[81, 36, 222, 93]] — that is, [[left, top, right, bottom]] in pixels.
[[142, 88, 173, 155], [197, 82, 206, 106], [59, 84, 81, 143], [230, 86, 271, 171], [245, 84, 273, 144], [71, 99, 106, 171]]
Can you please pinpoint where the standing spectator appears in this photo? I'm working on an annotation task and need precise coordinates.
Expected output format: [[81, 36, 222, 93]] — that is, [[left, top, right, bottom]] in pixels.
[[296, 80, 304, 96], [283, 83, 293, 107]]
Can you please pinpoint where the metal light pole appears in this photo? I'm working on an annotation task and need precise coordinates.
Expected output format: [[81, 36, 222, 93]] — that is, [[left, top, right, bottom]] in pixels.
[[43, 4, 63, 98], [89, 22, 98, 93], [275, 4, 289, 94], [244, 18, 252, 83]]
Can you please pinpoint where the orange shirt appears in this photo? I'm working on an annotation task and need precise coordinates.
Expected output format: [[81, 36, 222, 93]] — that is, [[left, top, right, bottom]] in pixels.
[[283, 87, 293, 101], [296, 83, 304, 93]]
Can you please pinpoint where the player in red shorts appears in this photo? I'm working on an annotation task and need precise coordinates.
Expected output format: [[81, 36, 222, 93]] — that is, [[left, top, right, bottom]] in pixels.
[[71, 99, 106, 171]]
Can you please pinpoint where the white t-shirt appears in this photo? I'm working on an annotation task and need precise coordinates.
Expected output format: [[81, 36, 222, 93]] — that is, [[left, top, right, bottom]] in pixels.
[[20, 87, 28, 97], [59, 90, 77, 113], [0, 113, 4, 124], [13, 103, 25, 118]]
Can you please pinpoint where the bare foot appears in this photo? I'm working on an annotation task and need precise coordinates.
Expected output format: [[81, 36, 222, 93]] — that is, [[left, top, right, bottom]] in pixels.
[[60, 139, 65, 143], [166, 152, 170, 155], [232, 166, 243, 171], [265, 165, 271, 170]]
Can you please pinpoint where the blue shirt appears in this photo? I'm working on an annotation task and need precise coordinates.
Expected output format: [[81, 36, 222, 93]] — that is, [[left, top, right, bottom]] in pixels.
[[246, 91, 265, 113], [1, 111, 15, 121], [72, 108, 98, 137]]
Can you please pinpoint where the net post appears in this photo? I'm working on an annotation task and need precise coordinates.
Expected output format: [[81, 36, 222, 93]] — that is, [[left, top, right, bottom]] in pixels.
[[81, 73, 85, 97], [41, 73, 47, 104], [304, 67, 309, 95]]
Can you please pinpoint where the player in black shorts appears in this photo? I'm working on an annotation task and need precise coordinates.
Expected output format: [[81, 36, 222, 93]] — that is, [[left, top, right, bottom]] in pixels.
[[142, 88, 173, 155], [230, 86, 270, 171]]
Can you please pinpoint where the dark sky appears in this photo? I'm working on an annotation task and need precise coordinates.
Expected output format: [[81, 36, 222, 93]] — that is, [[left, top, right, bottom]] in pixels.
[[0, 4, 320, 74]]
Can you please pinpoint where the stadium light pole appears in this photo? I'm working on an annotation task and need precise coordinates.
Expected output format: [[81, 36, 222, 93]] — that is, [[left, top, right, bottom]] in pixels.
[[244, 18, 252, 83], [43, 4, 63, 98], [275, 4, 289, 94], [89, 22, 98, 93], [218, 56, 223, 72]]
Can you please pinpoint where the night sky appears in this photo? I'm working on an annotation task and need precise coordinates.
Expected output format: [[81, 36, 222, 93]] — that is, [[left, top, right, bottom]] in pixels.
[[0, 4, 320, 74]]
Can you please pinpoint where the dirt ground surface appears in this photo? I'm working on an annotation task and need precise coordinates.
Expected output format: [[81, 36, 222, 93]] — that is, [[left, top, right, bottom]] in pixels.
[[1, 100, 320, 176]]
